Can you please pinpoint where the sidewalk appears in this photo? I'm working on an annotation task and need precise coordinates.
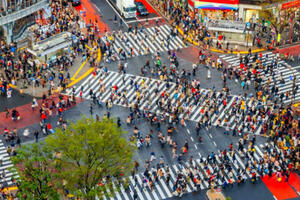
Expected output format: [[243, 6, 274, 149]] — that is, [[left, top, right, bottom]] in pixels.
[[73, 0, 110, 37], [176, 25, 266, 55], [145, 0, 268, 55], [278, 43, 300, 56], [8, 54, 93, 98], [0, 94, 83, 130]]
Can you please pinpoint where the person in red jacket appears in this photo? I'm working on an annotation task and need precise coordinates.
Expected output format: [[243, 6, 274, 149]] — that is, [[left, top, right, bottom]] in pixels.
[[41, 112, 47, 123]]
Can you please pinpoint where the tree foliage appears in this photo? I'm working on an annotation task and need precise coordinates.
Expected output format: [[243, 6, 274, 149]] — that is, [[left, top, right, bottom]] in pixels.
[[10, 143, 61, 200], [45, 117, 136, 200], [259, 8, 289, 34]]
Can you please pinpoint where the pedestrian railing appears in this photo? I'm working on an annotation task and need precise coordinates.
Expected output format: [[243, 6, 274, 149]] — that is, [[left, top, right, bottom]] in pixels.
[[0, 0, 49, 26]]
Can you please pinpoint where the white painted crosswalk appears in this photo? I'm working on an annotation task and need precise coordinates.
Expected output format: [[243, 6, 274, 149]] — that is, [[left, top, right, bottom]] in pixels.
[[95, 143, 284, 200], [0, 140, 18, 186], [68, 70, 272, 135], [102, 25, 185, 62], [219, 52, 300, 104]]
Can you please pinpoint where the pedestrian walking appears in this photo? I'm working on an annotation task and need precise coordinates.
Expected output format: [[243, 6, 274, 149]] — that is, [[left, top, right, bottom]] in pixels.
[[133, 188, 138, 200], [34, 130, 39, 143], [4, 107, 9, 118], [89, 103, 93, 115], [207, 68, 211, 79]]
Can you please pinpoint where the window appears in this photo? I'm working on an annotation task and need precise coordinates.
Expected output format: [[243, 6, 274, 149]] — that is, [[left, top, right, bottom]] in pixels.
[[124, 7, 136, 12]]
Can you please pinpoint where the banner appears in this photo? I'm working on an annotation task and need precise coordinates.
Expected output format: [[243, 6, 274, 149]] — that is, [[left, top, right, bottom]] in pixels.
[[281, 0, 300, 9], [193, 0, 239, 10]]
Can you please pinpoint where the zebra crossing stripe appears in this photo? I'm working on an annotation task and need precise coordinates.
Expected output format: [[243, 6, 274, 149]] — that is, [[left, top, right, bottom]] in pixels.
[[0, 140, 18, 186], [94, 143, 286, 200], [124, 32, 141, 55], [70, 70, 275, 134], [101, 25, 185, 63], [220, 53, 300, 104]]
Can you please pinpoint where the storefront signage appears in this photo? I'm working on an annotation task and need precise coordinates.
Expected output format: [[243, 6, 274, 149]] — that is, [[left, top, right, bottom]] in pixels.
[[193, 0, 239, 10], [281, 0, 300, 10]]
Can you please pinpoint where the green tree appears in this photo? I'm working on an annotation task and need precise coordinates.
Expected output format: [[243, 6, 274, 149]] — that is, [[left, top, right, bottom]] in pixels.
[[10, 143, 61, 200], [45, 117, 136, 200], [259, 8, 289, 36]]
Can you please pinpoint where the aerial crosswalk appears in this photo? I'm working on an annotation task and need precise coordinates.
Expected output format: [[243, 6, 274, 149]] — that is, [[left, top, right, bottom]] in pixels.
[[219, 52, 300, 104], [0, 140, 18, 186], [67, 70, 271, 135], [97, 143, 283, 200], [101, 24, 185, 62]]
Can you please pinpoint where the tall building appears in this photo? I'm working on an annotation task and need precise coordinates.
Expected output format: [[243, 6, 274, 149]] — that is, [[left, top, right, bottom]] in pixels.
[[0, 0, 49, 43]]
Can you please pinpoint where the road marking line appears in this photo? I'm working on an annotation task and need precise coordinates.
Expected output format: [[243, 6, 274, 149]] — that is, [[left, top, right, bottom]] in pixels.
[[127, 16, 162, 23], [71, 59, 88, 81], [105, 0, 129, 27], [213, 141, 217, 146], [190, 137, 194, 142], [187, 129, 190, 134], [93, 3, 101, 14], [209, 133, 213, 138], [194, 144, 197, 149], [67, 67, 95, 89], [97, 48, 101, 62]]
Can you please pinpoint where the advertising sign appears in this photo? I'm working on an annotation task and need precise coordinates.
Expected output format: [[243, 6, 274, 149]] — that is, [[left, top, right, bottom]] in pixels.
[[281, 0, 300, 9], [193, 0, 239, 10]]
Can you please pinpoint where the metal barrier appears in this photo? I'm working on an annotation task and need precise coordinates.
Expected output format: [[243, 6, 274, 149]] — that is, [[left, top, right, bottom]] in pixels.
[[0, 0, 49, 26]]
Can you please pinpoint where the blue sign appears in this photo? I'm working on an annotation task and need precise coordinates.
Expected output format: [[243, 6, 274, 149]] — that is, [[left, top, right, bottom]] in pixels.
[[246, 22, 251, 29], [11, 47, 16, 53]]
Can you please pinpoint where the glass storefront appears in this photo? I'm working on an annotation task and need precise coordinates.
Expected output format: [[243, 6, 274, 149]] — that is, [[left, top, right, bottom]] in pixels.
[[244, 9, 259, 23]]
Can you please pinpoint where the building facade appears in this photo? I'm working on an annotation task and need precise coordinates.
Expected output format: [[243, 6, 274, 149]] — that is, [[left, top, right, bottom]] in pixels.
[[0, 0, 49, 43]]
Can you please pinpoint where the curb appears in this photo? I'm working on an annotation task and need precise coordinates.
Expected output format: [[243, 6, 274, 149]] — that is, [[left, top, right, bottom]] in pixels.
[[9, 48, 101, 95], [175, 26, 266, 55], [57, 48, 102, 92], [145, 0, 269, 56]]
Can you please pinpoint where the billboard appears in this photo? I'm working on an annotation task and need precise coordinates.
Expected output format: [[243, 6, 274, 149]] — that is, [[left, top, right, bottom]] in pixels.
[[191, 0, 239, 10], [281, 0, 300, 9]]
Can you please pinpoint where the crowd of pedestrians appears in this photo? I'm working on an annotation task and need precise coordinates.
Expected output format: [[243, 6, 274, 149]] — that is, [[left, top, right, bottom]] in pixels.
[[0, 0, 100, 100], [124, 138, 296, 198], [81, 37, 299, 194], [0, 0, 299, 198]]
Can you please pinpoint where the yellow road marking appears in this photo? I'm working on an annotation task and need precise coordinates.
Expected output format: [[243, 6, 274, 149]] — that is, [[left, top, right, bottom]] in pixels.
[[176, 26, 266, 54], [71, 59, 88, 81], [97, 48, 101, 62], [85, 44, 93, 51], [9, 84, 17, 89], [67, 67, 95, 88], [11, 48, 101, 94], [17, 47, 26, 52], [54, 48, 102, 93]]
